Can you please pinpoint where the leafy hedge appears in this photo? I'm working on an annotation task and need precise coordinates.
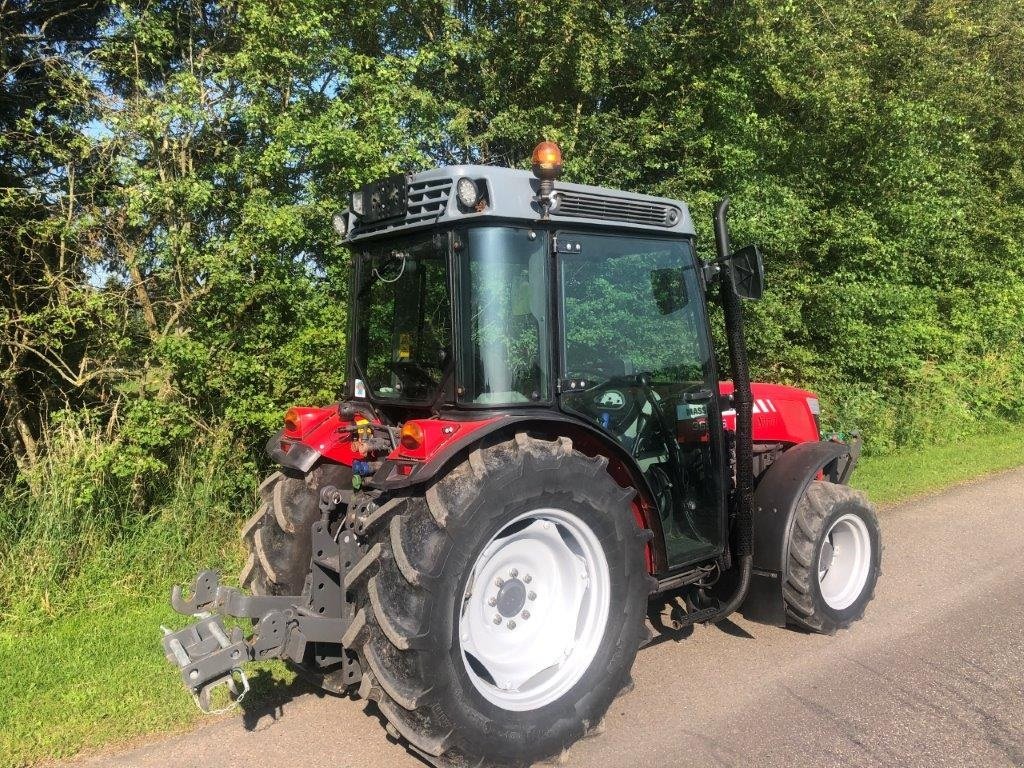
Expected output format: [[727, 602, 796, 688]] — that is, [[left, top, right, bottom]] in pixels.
[[2, 1, 1023, 612]]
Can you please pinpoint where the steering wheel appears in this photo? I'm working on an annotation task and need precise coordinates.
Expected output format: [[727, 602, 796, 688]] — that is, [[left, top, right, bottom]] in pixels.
[[385, 360, 438, 395]]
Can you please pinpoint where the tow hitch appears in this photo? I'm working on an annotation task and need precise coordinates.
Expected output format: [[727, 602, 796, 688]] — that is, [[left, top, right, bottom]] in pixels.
[[162, 503, 362, 712], [161, 611, 252, 713]]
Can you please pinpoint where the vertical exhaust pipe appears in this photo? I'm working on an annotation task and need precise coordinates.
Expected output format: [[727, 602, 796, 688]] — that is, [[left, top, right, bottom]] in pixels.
[[712, 198, 753, 619]]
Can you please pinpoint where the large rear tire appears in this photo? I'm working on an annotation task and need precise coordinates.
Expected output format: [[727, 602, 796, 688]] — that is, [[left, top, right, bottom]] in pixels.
[[240, 463, 352, 693], [344, 433, 652, 767], [783, 481, 881, 634]]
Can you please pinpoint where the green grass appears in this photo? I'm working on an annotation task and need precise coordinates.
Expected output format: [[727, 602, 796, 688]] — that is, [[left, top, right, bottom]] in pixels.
[[0, 595, 297, 768], [0, 422, 279, 768], [851, 424, 1024, 506], [1, 421, 1023, 767]]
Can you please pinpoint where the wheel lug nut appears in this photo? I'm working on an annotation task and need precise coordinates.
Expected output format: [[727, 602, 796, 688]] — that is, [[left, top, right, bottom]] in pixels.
[[524, 574, 532, 583], [495, 577, 504, 587], [488, 597, 497, 607], [508, 620, 517, 630], [493, 614, 502, 624], [528, 591, 536, 601], [521, 610, 530, 620], [509, 568, 518, 578]]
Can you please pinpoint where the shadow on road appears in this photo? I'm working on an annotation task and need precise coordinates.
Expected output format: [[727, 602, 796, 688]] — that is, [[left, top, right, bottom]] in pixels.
[[713, 618, 754, 639], [231, 667, 433, 766], [228, 663, 436, 765], [238, 668, 327, 731], [645, 588, 756, 648]]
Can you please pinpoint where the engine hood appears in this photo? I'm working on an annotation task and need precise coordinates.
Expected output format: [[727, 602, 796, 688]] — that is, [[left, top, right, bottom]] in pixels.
[[718, 381, 820, 444]]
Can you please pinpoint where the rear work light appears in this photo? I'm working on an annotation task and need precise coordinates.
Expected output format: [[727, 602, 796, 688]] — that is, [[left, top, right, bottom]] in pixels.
[[456, 177, 480, 209], [331, 212, 348, 237]]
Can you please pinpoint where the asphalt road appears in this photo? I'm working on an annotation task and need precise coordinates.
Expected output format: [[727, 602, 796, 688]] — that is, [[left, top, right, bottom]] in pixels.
[[68, 468, 1024, 768]]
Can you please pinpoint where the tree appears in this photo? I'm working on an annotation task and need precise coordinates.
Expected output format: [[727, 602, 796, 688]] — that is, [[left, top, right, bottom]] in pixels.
[[0, 0, 114, 473]]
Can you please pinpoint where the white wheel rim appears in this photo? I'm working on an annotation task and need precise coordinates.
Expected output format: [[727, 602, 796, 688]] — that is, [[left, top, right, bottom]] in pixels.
[[817, 513, 872, 610], [458, 508, 611, 711]]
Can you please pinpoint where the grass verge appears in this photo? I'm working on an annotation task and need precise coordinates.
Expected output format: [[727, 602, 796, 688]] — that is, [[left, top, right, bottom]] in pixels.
[[0, 594, 296, 768], [0, 422, 279, 768], [851, 424, 1024, 506], [1, 422, 1022, 767]]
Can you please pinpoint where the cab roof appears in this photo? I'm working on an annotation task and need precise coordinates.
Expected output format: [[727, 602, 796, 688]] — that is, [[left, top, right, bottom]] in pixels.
[[341, 165, 695, 244]]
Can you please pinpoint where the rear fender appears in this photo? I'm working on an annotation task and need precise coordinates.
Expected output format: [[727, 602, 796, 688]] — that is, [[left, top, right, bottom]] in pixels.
[[370, 414, 667, 574], [741, 440, 859, 626]]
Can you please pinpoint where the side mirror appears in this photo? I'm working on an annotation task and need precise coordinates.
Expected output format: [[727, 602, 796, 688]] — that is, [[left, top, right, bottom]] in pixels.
[[726, 244, 764, 301]]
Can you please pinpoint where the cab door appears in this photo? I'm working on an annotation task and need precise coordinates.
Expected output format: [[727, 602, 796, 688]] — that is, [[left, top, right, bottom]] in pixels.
[[555, 231, 727, 570]]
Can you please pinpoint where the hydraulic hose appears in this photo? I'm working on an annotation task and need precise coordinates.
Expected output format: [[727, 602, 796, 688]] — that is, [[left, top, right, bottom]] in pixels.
[[712, 198, 753, 620]]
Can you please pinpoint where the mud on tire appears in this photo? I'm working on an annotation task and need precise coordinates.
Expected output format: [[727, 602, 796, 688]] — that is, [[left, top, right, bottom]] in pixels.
[[344, 433, 652, 767]]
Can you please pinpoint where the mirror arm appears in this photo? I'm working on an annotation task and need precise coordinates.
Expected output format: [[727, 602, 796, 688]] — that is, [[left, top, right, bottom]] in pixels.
[[702, 261, 721, 285], [705, 197, 732, 290]]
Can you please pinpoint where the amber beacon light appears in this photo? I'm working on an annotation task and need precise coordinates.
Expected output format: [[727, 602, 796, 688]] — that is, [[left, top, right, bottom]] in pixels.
[[532, 140, 563, 215], [531, 141, 563, 179]]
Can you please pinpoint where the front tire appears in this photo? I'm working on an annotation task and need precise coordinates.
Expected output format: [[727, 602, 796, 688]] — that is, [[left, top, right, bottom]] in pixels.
[[783, 481, 881, 634], [345, 434, 651, 767]]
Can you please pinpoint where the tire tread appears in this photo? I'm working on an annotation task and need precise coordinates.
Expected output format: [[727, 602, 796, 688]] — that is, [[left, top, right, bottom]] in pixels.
[[783, 481, 880, 634], [352, 434, 648, 767]]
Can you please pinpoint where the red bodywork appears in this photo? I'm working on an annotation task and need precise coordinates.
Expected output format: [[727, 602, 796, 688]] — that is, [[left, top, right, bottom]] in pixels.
[[278, 382, 819, 576], [280, 382, 819, 469], [278, 406, 498, 468], [279, 407, 363, 466], [718, 381, 820, 444]]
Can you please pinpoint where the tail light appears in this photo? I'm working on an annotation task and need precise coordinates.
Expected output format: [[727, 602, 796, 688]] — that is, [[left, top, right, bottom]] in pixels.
[[400, 421, 424, 450], [283, 408, 301, 436]]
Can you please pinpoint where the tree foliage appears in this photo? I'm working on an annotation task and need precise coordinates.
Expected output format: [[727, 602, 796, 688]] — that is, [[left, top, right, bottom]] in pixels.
[[2, 0, 1024, 485]]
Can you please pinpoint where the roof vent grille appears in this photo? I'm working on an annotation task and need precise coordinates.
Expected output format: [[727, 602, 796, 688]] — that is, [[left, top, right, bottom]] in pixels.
[[552, 190, 679, 227], [406, 178, 452, 221]]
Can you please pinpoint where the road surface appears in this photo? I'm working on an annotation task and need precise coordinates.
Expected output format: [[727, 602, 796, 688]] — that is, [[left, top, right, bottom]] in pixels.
[[67, 468, 1024, 768]]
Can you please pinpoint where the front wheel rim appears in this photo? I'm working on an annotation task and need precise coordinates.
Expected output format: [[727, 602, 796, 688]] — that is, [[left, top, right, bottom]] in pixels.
[[817, 513, 872, 610], [458, 507, 611, 712]]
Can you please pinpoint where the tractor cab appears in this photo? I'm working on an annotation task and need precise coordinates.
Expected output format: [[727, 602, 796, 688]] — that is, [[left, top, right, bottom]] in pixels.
[[337, 155, 726, 570]]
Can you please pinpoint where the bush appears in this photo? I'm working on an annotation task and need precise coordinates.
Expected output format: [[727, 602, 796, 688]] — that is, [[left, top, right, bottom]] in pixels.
[[0, 416, 256, 622]]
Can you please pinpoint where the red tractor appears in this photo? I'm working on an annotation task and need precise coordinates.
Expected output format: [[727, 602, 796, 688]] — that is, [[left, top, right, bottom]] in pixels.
[[164, 142, 880, 766]]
